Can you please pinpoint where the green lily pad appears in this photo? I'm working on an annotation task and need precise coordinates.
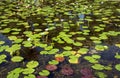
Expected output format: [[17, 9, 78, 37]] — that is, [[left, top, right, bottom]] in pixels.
[[84, 56, 98, 63], [8, 36, 17, 41], [95, 72, 107, 78], [115, 44, 120, 48], [115, 53, 120, 59], [26, 61, 39, 68], [22, 68, 35, 74], [92, 64, 104, 70], [39, 70, 50, 76], [5, 44, 21, 55], [0, 54, 7, 64], [95, 45, 108, 51], [45, 46, 53, 50], [7, 68, 23, 78], [115, 64, 120, 71], [78, 48, 89, 54], [0, 41, 5, 45], [11, 56, 24, 62], [48, 60, 59, 65], [24, 74, 35, 78], [68, 56, 79, 64], [92, 54, 101, 59], [63, 46, 72, 50], [76, 37, 86, 41]]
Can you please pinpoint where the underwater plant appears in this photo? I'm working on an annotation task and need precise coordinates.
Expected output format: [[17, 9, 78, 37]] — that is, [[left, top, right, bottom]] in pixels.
[[80, 68, 93, 78], [36, 76, 48, 78], [45, 64, 57, 71], [61, 65, 74, 76]]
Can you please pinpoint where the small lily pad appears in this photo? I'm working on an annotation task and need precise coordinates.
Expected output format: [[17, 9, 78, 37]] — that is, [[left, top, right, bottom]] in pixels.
[[115, 64, 120, 71], [39, 70, 50, 76], [11, 56, 24, 62], [92, 64, 104, 70], [48, 60, 59, 65], [22, 68, 35, 74], [26, 61, 39, 68]]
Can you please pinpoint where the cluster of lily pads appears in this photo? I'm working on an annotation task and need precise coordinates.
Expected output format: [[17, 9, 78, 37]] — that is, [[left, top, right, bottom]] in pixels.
[[0, 0, 120, 78]]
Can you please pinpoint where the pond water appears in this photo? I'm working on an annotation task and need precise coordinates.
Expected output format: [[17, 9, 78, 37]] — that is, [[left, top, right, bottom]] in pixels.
[[0, 0, 120, 78]]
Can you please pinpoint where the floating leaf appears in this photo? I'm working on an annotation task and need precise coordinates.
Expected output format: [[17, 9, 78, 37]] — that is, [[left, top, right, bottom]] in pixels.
[[7, 68, 23, 78], [115, 53, 120, 59], [77, 48, 89, 54], [92, 55, 101, 59], [24, 74, 35, 78], [92, 64, 104, 70], [68, 56, 79, 64], [48, 60, 59, 65], [39, 70, 50, 76], [26, 61, 39, 68], [11, 56, 23, 62], [115, 64, 120, 71], [95, 45, 108, 51], [63, 46, 72, 50], [0, 41, 5, 45], [73, 42, 83, 46], [95, 72, 107, 78], [0, 54, 7, 64], [115, 44, 120, 48], [22, 68, 35, 74]]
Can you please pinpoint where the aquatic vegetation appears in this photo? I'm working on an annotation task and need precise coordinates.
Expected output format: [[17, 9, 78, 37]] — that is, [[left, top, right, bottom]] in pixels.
[[77, 48, 89, 54], [26, 61, 39, 68], [45, 64, 57, 71], [11, 56, 24, 62], [55, 54, 65, 62], [84, 54, 101, 63], [95, 72, 107, 78], [80, 68, 93, 78], [0, 41, 5, 45], [61, 65, 74, 76], [0, 54, 7, 64], [92, 64, 105, 70], [24, 74, 35, 78], [5, 44, 21, 55], [7, 68, 23, 78], [39, 70, 50, 76], [22, 68, 35, 74], [63, 46, 72, 50], [95, 45, 108, 51], [68, 55, 79, 64], [115, 53, 120, 59], [0, 0, 120, 78], [115, 44, 120, 48], [36, 76, 48, 78], [115, 64, 120, 71], [48, 60, 59, 65]]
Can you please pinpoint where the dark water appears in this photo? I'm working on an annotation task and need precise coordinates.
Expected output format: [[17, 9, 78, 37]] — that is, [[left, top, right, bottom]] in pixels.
[[0, 1, 120, 78]]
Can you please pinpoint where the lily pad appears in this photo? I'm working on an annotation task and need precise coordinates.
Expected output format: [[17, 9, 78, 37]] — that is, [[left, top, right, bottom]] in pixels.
[[26, 61, 39, 68], [11, 56, 24, 62], [22, 68, 35, 74], [39, 70, 50, 76], [115, 64, 120, 71], [48, 60, 59, 65], [92, 64, 104, 70], [24, 74, 35, 78]]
